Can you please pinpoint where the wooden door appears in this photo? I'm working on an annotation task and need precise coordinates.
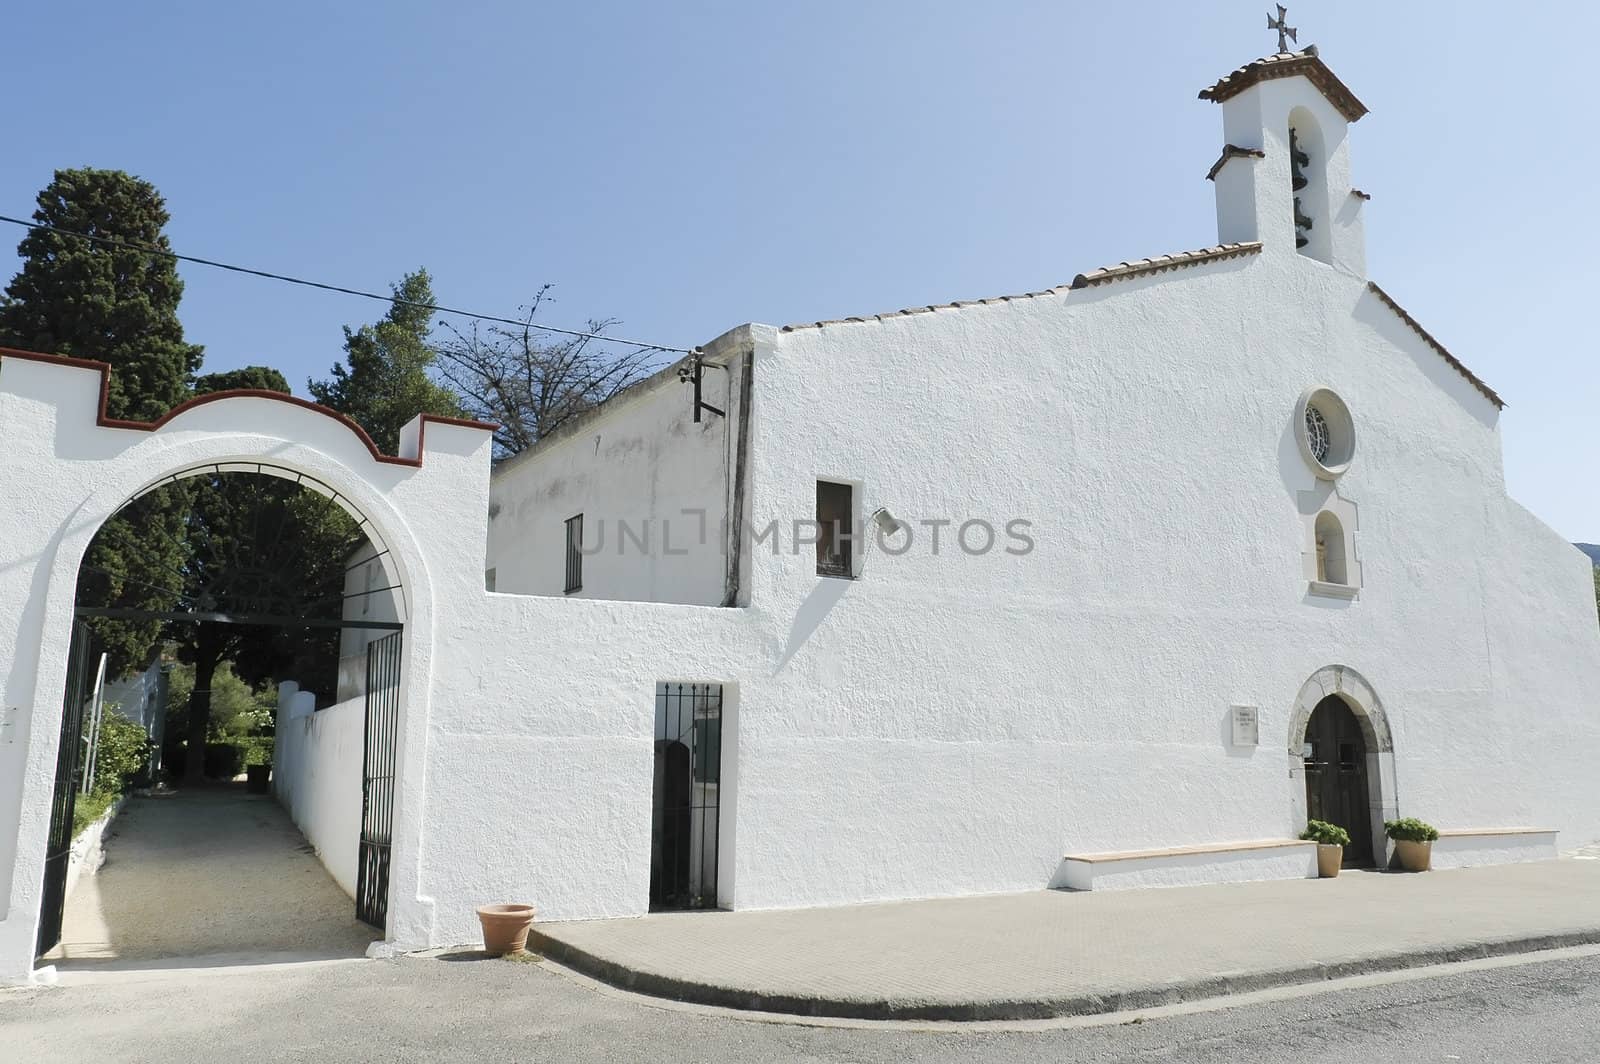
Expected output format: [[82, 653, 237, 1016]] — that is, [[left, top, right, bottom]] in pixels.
[[1303, 695, 1373, 867]]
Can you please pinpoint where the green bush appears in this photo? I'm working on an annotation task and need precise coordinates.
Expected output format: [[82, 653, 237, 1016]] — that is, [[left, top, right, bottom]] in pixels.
[[203, 743, 246, 780], [1384, 817, 1439, 843], [71, 789, 119, 836], [1299, 819, 1351, 847], [68, 713, 154, 836], [94, 713, 154, 788]]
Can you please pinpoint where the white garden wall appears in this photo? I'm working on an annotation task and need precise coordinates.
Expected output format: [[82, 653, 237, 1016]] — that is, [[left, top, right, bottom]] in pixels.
[[486, 353, 743, 606], [272, 683, 364, 897]]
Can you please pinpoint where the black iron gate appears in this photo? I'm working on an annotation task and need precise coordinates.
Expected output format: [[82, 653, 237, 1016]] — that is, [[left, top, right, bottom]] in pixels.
[[356, 631, 402, 929], [35, 621, 96, 957], [650, 683, 723, 910]]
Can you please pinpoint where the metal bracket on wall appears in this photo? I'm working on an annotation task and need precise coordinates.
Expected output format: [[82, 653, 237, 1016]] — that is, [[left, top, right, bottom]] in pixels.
[[677, 349, 726, 423]]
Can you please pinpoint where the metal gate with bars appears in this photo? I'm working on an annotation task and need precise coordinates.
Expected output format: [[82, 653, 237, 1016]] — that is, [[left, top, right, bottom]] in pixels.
[[35, 621, 96, 957], [356, 631, 402, 929], [650, 682, 722, 910]]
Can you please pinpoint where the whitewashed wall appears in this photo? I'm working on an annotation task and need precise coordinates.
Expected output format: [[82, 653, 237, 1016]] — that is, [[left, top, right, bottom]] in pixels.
[[8, 60, 1600, 981], [101, 661, 164, 736], [485, 355, 741, 606], [272, 683, 363, 897], [0, 365, 483, 981], [337, 542, 402, 703]]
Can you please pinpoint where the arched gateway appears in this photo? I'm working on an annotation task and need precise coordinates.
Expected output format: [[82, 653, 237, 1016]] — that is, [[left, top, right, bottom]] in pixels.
[[0, 349, 494, 983], [1287, 666, 1399, 868]]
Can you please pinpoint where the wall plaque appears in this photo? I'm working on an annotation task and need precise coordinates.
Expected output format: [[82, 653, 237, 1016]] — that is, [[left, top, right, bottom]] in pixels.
[[1231, 705, 1260, 747]]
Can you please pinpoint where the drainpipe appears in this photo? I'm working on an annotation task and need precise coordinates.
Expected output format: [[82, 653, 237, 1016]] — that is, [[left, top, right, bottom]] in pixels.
[[721, 346, 754, 607]]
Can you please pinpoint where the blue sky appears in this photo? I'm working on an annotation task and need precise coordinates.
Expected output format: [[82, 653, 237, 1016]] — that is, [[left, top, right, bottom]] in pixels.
[[4, 2, 1596, 540]]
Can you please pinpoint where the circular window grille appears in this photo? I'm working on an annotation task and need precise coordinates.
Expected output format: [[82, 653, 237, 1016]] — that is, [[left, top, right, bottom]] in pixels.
[[1304, 405, 1331, 463]]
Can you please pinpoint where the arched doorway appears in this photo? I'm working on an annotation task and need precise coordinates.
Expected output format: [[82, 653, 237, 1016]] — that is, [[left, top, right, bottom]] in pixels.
[[35, 463, 407, 960], [0, 352, 483, 984], [1301, 696, 1373, 867], [1288, 666, 1398, 868]]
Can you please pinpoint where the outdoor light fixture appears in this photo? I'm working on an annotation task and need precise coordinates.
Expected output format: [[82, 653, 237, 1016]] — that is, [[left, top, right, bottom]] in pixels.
[[857, 506, 906, 575]]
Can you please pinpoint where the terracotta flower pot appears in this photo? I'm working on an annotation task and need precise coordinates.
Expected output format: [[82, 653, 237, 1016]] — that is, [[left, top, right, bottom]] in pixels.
[[476, 903, 536, 955], [1316, 843, 1343, 878], [1395, 839, 1432, 872]]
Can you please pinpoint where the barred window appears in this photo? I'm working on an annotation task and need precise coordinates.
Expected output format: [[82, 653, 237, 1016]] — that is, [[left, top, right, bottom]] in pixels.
[[564, 514, 583, 593]]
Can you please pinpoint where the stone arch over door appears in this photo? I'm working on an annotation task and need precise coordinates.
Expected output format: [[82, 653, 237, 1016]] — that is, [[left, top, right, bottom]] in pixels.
[[1286, 665, 1398, 867], [0, 348, 495, 983]]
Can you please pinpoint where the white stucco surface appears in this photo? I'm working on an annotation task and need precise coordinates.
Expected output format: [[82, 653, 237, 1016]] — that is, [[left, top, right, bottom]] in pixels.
[[272, 684, 364, 897], [1429, 831, 1559, 871], [4, 49, 1600, 984], [486, 351, 746, 606]]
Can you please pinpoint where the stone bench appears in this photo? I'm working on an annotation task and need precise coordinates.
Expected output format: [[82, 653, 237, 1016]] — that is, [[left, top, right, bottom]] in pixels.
[[1051, 838, 1317, 892], [1429, 828, 1558, 870]]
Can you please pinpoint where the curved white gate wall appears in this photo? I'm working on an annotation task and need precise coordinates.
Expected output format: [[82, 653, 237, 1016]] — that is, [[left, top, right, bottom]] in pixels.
[[0, 349, 483, 982]]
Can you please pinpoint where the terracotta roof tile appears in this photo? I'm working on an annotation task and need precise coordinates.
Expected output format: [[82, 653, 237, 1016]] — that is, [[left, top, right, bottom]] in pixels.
[[1070, 242, 1263, 289], [1199, 47, 1368, 123], [778, 243, 1267, 333], [1205, 144, 1266, 182], [1366, 282, 1504, 408], [779, 285, 1073, 332]]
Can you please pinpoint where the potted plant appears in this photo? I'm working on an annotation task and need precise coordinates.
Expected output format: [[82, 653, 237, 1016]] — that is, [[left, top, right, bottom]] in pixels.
[[1300, 819, 1351, 877], [1384, 817, 1439, 872], [476, 903, 537, 956]]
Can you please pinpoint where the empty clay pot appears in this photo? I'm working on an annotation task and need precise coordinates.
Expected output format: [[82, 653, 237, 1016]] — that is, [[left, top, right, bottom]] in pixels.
[[476, 903, 536, 955]]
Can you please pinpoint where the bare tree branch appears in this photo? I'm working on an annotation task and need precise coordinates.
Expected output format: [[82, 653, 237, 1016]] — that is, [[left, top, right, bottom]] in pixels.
[[433, 287, 667, 457]]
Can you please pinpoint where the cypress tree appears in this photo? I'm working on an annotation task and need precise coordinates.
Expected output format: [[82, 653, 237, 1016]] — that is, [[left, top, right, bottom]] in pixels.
[[0, 167, 202, 419], [309, 269, 463, 453]]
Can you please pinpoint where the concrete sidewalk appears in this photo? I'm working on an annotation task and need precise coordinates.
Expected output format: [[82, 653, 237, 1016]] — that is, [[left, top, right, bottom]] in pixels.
[[531, 859, 1600, 1020]]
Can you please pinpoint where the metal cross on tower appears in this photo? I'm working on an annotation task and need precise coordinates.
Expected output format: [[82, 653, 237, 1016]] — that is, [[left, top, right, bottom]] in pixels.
[[1267, 5, 1297, 53]]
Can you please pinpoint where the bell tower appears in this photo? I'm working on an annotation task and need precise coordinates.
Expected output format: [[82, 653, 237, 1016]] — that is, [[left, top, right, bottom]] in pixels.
[[1199, 16, 1369, 276]]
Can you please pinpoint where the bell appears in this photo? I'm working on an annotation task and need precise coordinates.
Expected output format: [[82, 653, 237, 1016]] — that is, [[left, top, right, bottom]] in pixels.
[[1289, 129, 1311, 191]]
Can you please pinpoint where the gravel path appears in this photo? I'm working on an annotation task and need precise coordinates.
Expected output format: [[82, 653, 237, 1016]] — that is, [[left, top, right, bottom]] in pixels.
[[40, 786, 373, 965]]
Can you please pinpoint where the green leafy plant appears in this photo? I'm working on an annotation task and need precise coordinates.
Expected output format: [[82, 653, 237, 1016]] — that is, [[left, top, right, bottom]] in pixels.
[[1384, 817, 1439, 843], [70, 713, 154, 834], [1299, 820, 1351, 847]]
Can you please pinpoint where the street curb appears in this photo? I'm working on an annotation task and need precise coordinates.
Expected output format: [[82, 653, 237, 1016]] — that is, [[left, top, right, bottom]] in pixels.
[[527, 926, 1600, 1022]]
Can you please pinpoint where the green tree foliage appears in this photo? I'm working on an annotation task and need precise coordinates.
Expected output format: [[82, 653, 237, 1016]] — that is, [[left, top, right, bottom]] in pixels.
[[308, 269, 463, 453], [78, 472, 363, 781], [1, 170, 206, 673], [76, 506, 187, 676], [0, 168, 202, 420], [165, 660, 277, 742], [195, 366, 290, 395]]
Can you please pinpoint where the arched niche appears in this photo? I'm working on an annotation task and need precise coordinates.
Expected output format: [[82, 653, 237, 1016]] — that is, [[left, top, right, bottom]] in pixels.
[[1288, 106, 1332, 264]]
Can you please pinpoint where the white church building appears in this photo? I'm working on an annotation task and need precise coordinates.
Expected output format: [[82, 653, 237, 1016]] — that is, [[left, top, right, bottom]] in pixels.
[[4, 43, 1599, 980]]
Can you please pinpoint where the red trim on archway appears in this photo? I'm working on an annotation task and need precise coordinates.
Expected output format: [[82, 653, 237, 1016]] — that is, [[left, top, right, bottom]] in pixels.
[[0, 346, 497, 468]]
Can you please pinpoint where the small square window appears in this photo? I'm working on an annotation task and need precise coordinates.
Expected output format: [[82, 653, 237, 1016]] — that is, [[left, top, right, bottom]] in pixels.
[[564, 514, 583, 593], [816, 480, 854, 578]]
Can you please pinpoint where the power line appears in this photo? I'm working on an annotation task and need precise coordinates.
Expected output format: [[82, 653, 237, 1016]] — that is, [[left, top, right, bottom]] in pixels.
[[0, 213, 696, 355]]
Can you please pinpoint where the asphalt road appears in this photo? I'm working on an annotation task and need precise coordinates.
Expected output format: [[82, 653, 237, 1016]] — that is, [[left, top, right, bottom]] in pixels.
[[5, 948, 1600, 1063]]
